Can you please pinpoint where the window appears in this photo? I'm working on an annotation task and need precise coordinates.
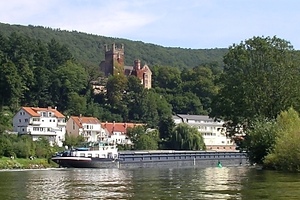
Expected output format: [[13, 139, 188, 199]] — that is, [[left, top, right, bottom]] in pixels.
[[19, 119, 21, 123], [22, 128, 24, 132], [25, 119, 28, 122], [49, 119, 52, 122]]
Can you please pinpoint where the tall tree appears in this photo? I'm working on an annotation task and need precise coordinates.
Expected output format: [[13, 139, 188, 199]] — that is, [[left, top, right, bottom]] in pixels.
[[211, 36, 300, 129]]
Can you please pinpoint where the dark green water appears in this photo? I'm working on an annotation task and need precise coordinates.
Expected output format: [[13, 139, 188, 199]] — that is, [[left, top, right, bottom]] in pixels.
[[0, 167, 300, 200]]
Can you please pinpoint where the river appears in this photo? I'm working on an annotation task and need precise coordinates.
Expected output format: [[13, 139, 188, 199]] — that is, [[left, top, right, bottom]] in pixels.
[[0, 166, 300, 200]]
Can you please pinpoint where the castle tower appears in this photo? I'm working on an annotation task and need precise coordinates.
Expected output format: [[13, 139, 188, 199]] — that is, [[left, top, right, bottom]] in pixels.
[[102, 43, 125, 76]]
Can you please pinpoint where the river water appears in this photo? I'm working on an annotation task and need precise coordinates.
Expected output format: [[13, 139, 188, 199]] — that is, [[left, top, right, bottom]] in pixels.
[[1, 166, 300, 200]]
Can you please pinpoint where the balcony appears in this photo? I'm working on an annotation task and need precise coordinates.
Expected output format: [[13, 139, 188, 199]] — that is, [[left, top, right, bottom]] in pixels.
[[57, 121, 66, 126], [29, 119, 41, 125]]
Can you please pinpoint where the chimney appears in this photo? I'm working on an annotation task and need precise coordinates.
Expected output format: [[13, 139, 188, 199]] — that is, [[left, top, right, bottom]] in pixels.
[[48, 106, 51, 110]]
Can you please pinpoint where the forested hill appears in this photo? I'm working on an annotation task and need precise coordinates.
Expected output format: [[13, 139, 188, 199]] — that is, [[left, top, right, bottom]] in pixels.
[[0, 22, 227, 68]]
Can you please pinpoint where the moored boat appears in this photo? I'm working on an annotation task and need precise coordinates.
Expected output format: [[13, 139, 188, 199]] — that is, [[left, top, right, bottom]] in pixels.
[[52, 142, 119, 168]]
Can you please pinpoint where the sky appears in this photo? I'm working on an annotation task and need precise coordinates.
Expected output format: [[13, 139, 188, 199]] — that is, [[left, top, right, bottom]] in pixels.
[[0, 0, 299, 49]]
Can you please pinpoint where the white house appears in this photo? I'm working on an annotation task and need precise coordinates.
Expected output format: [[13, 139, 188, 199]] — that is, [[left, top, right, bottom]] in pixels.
[[173, 114, 236, 151], [13, 106, 66, 147], [66, 116, 106, 142], [101, 122, 142, 145]]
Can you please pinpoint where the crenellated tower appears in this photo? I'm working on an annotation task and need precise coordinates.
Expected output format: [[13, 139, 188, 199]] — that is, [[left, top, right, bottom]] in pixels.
[[101, 43, 125, 76]]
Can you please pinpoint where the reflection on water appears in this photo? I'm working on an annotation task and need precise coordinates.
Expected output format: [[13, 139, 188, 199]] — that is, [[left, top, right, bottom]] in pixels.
[[0, 166, 300, 200], [25, 169, 134, 200]]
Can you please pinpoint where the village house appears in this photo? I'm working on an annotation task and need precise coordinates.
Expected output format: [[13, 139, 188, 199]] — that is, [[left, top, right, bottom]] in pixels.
[[12, 106, 66, 147], [173, 114, 236, 151], [66, 115, 106, 142], [101, 122, 143, 145], [99, 43, 152, 89]]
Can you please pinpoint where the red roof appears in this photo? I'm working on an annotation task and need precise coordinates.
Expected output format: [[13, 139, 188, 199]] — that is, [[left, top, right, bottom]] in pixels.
[[101, 122, 143, 135], [22, 107, 65, 118], [71, 116, 100, 128]]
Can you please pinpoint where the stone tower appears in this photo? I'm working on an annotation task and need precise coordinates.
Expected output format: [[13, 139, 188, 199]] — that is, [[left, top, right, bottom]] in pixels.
[[101, 43, 125, 76]]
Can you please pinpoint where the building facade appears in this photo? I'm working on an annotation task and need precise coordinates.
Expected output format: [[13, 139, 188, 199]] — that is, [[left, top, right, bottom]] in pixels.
[[66, 116, 106, 142], [173, 114, 236, 151], [12, 107, 66, 147]]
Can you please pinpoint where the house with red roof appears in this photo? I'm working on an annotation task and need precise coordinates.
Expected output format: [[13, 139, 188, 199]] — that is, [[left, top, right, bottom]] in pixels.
[[66, 115, 106, 142], [12, 106, 66, 147], [101, 122, 143, 145]]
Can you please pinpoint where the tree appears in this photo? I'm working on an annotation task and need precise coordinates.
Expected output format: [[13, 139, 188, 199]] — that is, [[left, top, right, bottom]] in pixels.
[[211, 36, 300, 130], [169, 123, 205, 150], [244, 118, 277, 165], [127, 126, 159, 150], [264, 108, 300, 171], [0, 61, 22, 110], [106, 74, 127, 107], [158, 115, 175, 142]]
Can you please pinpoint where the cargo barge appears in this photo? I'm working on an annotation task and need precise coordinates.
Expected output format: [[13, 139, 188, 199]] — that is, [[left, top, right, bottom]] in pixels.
[[51, 142, 247, 168]]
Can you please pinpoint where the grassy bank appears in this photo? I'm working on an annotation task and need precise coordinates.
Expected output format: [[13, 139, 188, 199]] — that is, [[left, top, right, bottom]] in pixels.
[[0, 157, 58, 169]]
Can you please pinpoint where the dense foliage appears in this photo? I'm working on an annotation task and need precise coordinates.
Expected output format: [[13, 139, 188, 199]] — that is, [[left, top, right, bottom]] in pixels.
[[211, 36, 300, 132], [0, 31, 221, 127], [0, 22, 227, 69], [0, 134, 60, 159], [264, 108, 300, 172]]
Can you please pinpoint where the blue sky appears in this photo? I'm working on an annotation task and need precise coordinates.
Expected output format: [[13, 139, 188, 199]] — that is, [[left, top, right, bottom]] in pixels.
[[0, 0, 299, 49]]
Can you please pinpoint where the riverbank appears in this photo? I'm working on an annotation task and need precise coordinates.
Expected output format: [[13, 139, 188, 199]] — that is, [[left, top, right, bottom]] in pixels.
[[0, 157, 58, 169]]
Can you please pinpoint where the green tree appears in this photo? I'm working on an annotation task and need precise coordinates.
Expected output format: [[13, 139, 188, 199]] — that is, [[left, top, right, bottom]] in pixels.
[[211, 36, 300, 131], [106, 74, 127, 107], [64, 133, 85, 148], [169, 123, 205, 150], [244, 118, 277, 165], [0, 61, 22, 110], [264, 108, 300, 171], [127, 126, 159, 150], [158, 115, 175, 148]]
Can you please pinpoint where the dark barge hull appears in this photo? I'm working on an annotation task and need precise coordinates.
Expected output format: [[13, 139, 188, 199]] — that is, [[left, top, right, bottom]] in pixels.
[[52, 151, 247, 169], [52, 157, 118, 168]]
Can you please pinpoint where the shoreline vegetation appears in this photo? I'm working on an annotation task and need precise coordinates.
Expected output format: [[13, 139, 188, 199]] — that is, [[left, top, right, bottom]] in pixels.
[[0, 157, 58, 170]]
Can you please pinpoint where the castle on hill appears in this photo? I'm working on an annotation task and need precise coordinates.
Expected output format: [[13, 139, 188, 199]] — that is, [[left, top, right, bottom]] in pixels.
[[99, 43, 152, 89]]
